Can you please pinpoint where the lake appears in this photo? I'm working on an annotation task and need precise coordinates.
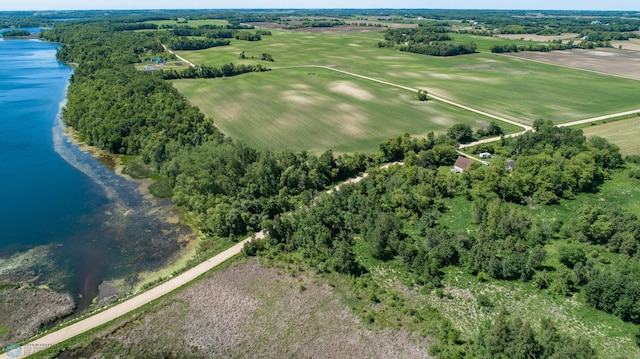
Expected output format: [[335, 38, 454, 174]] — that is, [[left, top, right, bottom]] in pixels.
[[0, 38, 193, 310]]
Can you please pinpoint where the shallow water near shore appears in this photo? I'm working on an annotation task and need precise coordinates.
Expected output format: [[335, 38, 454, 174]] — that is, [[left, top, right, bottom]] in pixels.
[[0, 38, 193, 311]]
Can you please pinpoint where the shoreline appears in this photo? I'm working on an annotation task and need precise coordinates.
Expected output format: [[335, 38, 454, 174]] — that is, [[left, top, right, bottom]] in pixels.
[[61, 124, 202, 301]]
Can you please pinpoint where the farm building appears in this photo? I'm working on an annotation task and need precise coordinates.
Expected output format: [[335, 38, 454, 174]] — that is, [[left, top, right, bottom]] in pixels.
[[452, 156, 472, 173], [506, 159, 516, 171]]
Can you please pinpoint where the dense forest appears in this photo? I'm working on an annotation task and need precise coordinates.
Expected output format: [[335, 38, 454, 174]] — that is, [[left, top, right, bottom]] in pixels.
[[27, 10, 640, 358]]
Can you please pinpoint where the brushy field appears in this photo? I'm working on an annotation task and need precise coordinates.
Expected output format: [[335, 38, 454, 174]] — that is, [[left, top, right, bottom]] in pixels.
[[58, 259, 432, 359], [174, 28, 640, 125], [173, 67, 520, 153], [431, 268, 640, 358], [431, 165, 640, 357], [581, 117, 640, 156], [0, 287, 74, 347]]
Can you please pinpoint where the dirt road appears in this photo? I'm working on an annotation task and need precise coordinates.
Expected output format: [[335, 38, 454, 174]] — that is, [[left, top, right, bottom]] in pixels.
[[557, 109, 640, 127], [1, 231, 265, 359], [162, 45, 195, 67], [8, 58, 637, 359]]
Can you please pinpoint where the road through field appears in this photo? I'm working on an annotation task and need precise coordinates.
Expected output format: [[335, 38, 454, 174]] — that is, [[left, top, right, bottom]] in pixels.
[[163, 45, 196, 67], [558, 109, 640, 127], [295, 65, 534, 133], [0, 231, 266, 359], [10, 55, 637, 359]]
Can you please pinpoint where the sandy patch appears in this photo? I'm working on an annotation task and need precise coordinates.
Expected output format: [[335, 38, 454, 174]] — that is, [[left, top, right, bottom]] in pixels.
[[290, 83, 310, 90], [282, 90, 316, 105], [429, 73, 495, 82], [328, 81, 375, 101], [216, 102, 244, 121], [334, 103, 369, 136], [385, 71, 426, 80], [375, 56, 405, 61]]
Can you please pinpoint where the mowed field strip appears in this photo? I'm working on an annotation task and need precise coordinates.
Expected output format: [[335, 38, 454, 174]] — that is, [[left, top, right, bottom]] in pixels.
[[176, 27, 640, 125]]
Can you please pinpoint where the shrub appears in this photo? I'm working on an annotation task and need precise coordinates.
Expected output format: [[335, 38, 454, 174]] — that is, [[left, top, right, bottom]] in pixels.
[[629, 169, 640, 180], [477, 294, 494, 308]]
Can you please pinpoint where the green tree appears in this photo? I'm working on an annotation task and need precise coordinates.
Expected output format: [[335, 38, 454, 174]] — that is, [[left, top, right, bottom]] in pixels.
[[447, 123, 474, 143]]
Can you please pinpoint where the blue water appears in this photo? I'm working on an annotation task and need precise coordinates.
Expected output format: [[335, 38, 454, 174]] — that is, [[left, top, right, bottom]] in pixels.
[[0, 39, 91, 251], [0, 38, 191, 308]]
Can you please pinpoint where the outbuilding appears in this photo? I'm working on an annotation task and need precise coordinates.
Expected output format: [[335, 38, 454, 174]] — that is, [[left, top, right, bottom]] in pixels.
[[452, 156, 473, 173]]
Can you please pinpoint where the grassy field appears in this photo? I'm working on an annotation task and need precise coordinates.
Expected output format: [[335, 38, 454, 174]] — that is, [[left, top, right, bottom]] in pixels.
[[173, 27, 640, 126], [433, 267, 640, 358], [581, 117, 640, 156], [381, 165, 640, 357], [173, 67, 521, 153], [351, 213, 640, 358], [47, 259, 431, 358]]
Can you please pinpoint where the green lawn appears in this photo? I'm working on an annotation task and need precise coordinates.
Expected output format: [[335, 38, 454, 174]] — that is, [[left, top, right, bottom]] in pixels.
[[174, 28, 640, 125], [172, 67, 521, 154]]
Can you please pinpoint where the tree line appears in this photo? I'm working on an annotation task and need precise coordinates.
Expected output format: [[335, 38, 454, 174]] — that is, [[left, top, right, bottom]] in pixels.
[[161, 63, 269, 79]]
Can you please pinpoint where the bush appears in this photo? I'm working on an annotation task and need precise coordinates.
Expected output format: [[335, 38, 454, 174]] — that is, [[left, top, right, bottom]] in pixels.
[[477, 294, 493, 308], [625, 154, 640, 164], [149, 180, 173, 198], [243, 238, 265, 256], [558, 243, 586, 269], [629, 169, 640, 180]]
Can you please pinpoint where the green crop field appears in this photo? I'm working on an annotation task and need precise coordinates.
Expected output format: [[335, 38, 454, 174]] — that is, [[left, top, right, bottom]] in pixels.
[[172, 67, 522, 153], [174, 28, 640, 126], [581, 117, 640, 156]]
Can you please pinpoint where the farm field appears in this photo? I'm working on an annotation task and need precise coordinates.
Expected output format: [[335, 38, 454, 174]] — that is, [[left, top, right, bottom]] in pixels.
[[506, 48, 640, 81], [496, 33, 580, 42], [145, 19, 229, 27], [172, 67, 522, 153], [175, 27, 640, 126], [611, 38, 640, 51], [581, 117, 640, 156]]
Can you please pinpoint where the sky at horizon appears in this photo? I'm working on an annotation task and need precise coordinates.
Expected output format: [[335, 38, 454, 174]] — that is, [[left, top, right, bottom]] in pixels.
[[1, 1, 638, 12]]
